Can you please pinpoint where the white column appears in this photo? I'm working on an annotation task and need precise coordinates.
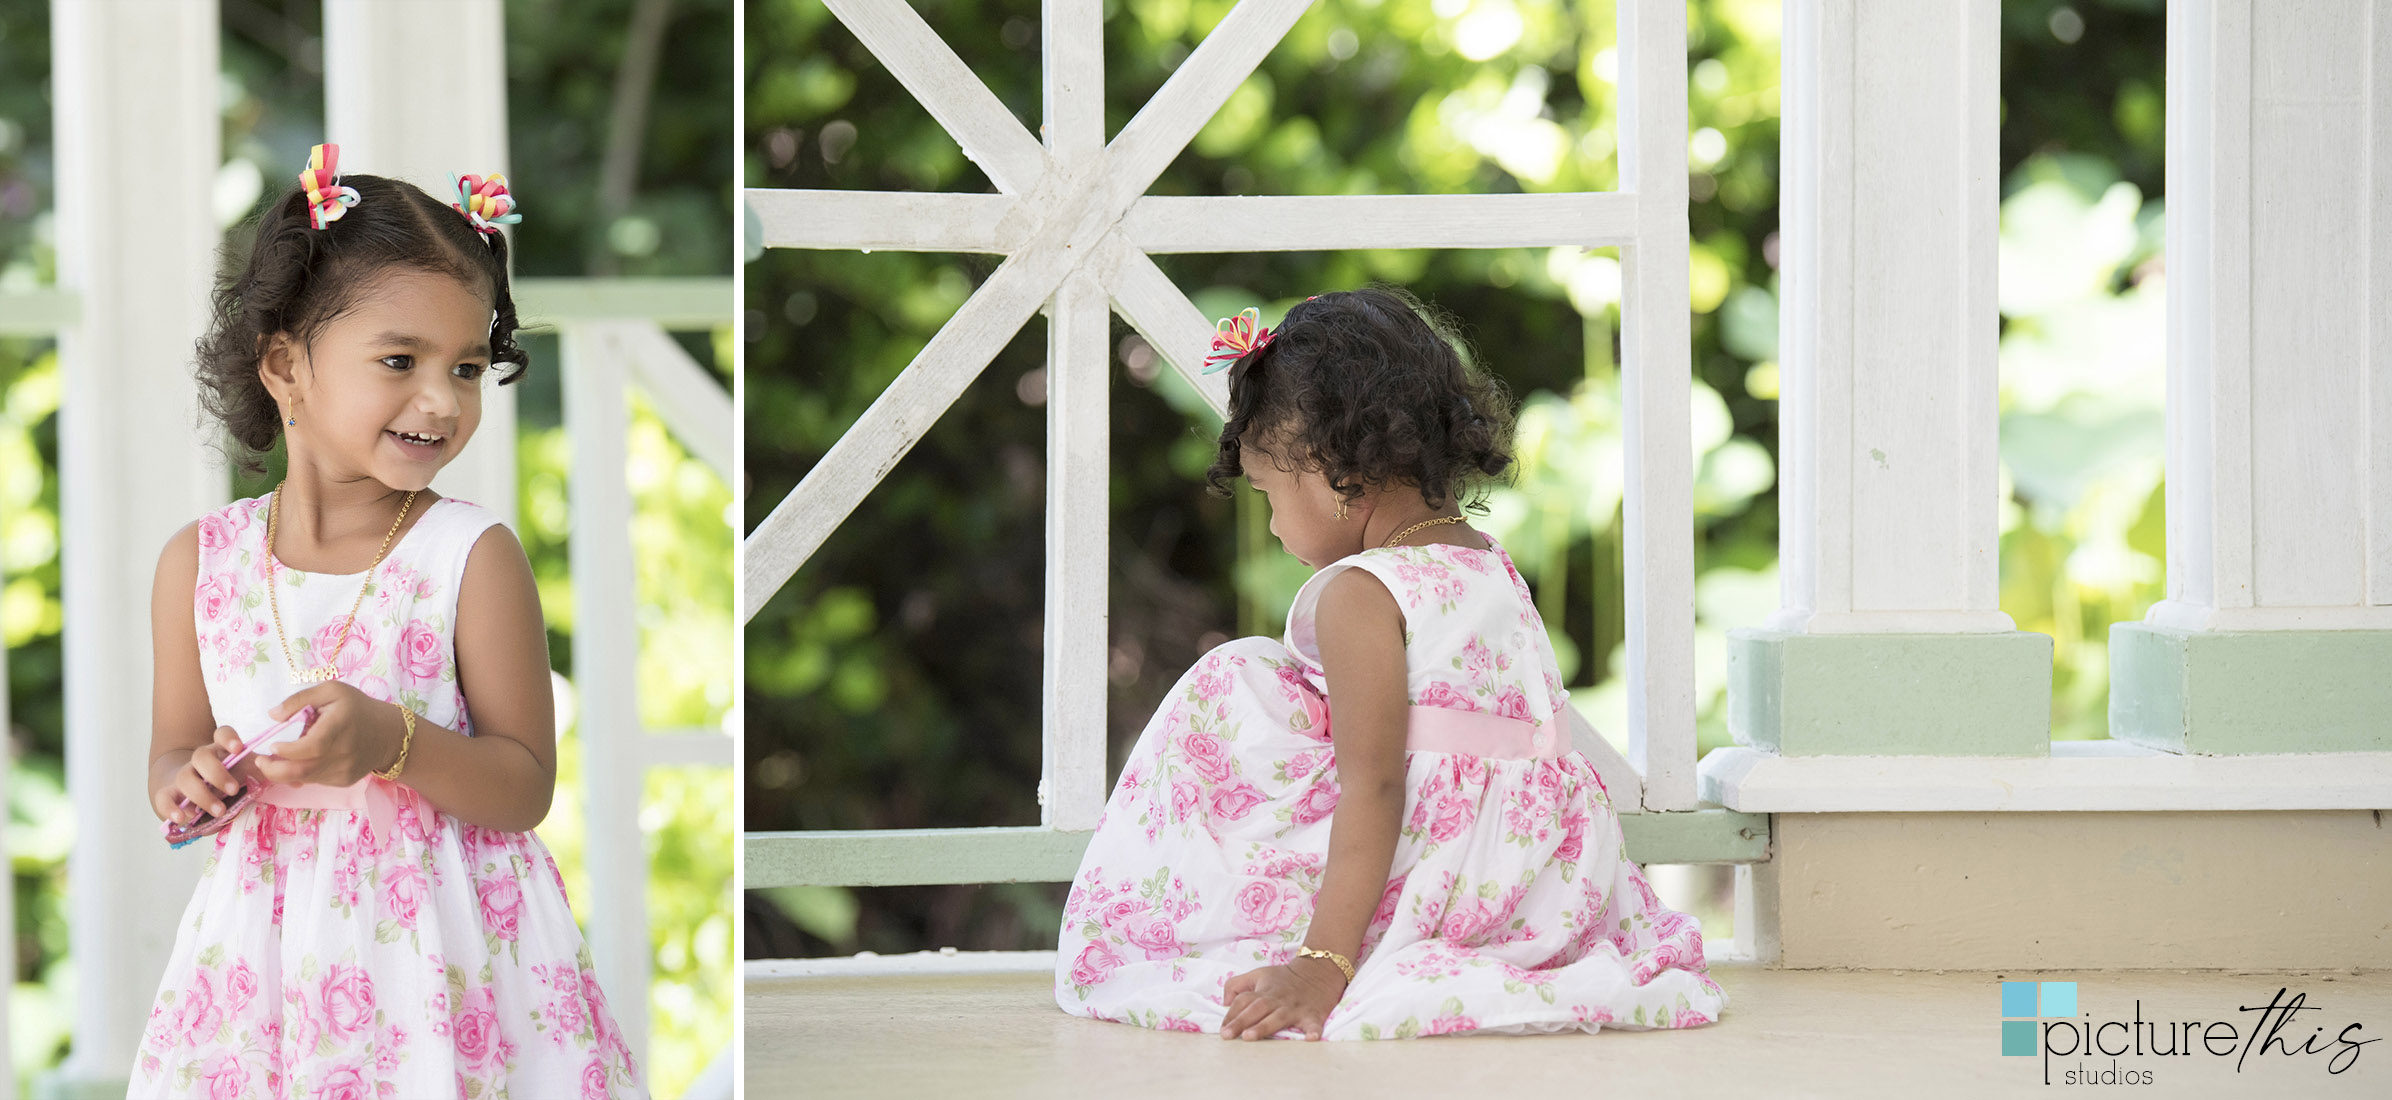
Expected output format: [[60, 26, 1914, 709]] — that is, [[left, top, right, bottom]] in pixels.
[[1038, 0, 1110, 830], [559, 324, 653, 1065], [323, 0, 518, 526], [2149, 0, 2392, 632], [51, 0, 225, 1084], [1771, 0, 2011, 635], [1616, 0, 1697, 809]]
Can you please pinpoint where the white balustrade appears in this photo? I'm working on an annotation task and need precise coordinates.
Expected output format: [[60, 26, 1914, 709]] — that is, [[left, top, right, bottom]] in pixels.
[[743, 0, 1699, 897]]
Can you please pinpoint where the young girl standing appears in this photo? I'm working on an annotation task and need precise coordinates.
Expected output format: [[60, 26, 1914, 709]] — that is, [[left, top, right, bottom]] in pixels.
[[1055, 288, 1730, 1041], [137, 146, 643, 1096]]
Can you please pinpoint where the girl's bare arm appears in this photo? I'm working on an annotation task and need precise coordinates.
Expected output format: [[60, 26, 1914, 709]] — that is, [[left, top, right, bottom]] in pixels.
[[1305, 568, 1413, 971], [149, 521, 248, 820], [369, 524, 557, 831]]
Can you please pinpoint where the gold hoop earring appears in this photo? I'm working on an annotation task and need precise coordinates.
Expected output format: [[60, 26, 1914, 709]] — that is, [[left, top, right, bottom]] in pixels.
[[1334, 497, 1348, 520]]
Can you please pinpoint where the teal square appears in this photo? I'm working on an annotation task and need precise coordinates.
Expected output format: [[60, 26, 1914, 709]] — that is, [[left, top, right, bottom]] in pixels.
[[2001, 981, 2037, 1017], [2041, 981, 2077, 1017], [2003, 1019, 2038, 1056]]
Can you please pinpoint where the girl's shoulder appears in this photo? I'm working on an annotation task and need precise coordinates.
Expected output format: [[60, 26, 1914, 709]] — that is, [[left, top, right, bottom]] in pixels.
[[409, 494, 512, 567], [1284, 534, 1522, 663]]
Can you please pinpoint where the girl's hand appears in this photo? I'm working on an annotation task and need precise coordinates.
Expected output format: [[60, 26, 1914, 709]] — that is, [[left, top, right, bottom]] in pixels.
[[253, 682, 403, 788], [152, 726, 251, 825], [1220, 959, 1347, 1041]]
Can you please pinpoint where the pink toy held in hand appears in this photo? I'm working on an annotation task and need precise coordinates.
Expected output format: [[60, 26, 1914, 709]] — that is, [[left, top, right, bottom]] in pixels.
[[161, 705, 317, 849]]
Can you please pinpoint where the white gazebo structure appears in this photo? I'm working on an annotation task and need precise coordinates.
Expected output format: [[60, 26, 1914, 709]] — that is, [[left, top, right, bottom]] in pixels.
[[743, 0, 2392, 1089], [14, 2, 735, 1096]]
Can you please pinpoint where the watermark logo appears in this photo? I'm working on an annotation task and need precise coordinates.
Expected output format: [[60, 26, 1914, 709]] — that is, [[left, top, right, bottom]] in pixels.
[[1999, 979, 2377, 1086], [2002, 981, 2073, 1057]]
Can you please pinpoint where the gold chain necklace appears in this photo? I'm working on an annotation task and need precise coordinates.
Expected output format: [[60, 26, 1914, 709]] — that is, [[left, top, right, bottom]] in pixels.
[[1381, 514, 1468, 548], [267, 487, 417, 683]]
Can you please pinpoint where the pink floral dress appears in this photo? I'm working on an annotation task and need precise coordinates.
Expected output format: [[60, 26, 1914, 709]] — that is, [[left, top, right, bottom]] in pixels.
[[133, 493, 645, 1099], [1055, 535, 1729, 1039]]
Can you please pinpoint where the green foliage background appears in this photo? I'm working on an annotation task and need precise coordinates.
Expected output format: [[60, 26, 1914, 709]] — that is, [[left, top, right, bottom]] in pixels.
[[744, 0, 2167, 961], [1, 1, 733, 1092]]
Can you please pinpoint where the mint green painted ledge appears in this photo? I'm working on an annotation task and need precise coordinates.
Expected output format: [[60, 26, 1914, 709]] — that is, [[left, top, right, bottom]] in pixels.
[[1727, 628, 2053, 756], [748, 809, 1770, 889], [508, 276, 732, 329], [34, 1074, 129, 1100], [2111, 622, 2392, 754]]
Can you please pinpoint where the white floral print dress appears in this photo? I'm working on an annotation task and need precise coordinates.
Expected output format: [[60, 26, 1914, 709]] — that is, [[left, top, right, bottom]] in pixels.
[[133, 493, 645, 1099], [1055, 534, 1729, 1039]]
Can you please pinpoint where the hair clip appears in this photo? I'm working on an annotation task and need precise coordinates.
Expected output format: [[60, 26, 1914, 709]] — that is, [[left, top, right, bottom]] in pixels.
[[1201, 307, 1278, 375], [299, 144, 361, 230], [450, 173, 522, 236]]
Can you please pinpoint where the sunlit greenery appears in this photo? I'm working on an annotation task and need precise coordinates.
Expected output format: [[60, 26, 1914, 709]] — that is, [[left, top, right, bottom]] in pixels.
[[747, 0, 2166, 959], [2, 2, 732, 1092]]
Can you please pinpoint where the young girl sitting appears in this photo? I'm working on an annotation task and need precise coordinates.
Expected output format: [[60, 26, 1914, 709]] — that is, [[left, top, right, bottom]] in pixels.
[[136, 145, 643, 1095], [1054, 287, 1730, 1041]]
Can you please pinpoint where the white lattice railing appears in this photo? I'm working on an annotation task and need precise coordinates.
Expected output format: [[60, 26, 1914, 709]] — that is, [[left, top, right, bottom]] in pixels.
[[742, 0, 1762, 897], [525, 279, 735, 1092]]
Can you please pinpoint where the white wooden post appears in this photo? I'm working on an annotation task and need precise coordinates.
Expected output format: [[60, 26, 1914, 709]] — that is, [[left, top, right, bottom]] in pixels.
[[50, 0, 225, 1088], [2111, 0, 2392, 753], [1730, 0, 2051, 757], [323, 0, 518, 527], [1037, 0, 1111, 830], [1616, 0, 1697, 810], [559, 324, 654, 1063]]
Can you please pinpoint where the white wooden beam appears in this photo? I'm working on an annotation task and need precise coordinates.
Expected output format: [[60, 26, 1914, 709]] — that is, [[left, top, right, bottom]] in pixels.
[[513, 277, 734, 330], [324, 0, 518, 528], [1122, 193, 1641, 252], [559, 325, 654, 1065], [2147, 0, 2392, 632], [743, 251, 1074, 618], [641, 730, 737, 769], [1040, 270, 1111, 831], [1106, 0, 1315, 197], [50, 0, 224, 1084], [1565, 707, 1647, 813], [1770, 0, 2011, 637], [0, 288, 78, 335], [611, 321, 735, 482], [745, 189, 1026, 253], [1701, 743, 2392, 812], [1618, 0, 1697, 810], [1104, 244, 1230, 419], [821, 0, 1052, 194], [1042, 0, 1106, 161]]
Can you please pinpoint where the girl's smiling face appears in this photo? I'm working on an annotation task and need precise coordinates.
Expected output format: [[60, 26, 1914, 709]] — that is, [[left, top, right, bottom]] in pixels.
[[264, 267, 498, 491], [1241, 428, 1364, 569]]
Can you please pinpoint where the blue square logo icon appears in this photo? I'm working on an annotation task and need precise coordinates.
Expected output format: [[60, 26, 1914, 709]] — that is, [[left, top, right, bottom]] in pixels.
[[2001, 981, 2037, 1017], [2041, 981, 2076, 1017]]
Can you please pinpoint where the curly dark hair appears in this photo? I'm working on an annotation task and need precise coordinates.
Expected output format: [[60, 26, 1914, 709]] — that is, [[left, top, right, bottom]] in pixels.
[[1203, 286, 1516, 513], [193, 172, 529, 474]]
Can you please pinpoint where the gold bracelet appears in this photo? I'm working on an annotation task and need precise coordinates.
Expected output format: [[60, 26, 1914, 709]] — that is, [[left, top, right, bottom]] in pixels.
[[1295, 946, 1355, 984], [376, 705, 417, 781]]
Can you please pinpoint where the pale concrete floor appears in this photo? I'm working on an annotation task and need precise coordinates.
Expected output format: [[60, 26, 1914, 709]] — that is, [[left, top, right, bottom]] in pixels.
[[745, 959, 2390, 1098]]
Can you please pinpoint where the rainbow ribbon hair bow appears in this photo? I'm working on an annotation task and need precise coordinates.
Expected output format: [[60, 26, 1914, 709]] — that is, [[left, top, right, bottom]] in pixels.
[[450, 173, 523, 236], [298, 144, 361, 230], [1201, 307, 1278, 375]]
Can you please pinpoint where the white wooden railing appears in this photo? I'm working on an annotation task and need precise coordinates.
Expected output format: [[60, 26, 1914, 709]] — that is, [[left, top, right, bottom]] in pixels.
[[525, 280, 736, 1092], [743, 0, 1724, 898]]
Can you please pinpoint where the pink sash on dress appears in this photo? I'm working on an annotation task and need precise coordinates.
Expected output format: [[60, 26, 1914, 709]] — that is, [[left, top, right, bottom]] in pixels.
[[1405, 704, 1563, 760], [257, 775, 414, 845]]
